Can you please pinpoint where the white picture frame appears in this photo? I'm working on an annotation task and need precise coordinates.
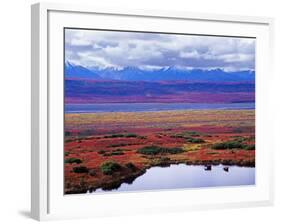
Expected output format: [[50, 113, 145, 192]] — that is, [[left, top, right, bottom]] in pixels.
[[31, 2, 274, 221]]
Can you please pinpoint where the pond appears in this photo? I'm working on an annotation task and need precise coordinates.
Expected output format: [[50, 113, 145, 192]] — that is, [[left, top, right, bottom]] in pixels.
[[94, 164, 255, 193]]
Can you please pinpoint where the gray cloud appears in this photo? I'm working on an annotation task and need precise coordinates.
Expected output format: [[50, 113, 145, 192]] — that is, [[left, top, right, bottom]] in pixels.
[[65, 29, 255, 71]]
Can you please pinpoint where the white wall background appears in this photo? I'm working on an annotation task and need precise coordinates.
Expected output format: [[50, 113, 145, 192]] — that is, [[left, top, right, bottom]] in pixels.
[[0, 0, 279, 223]]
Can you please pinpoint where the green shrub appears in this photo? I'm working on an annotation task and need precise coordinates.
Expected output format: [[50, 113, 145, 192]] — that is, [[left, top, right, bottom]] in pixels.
[[187, 138, 205, 143], [65, 139, 73, 143], [166, 147, 184, 154], [137, 136, 147, 139], [89, 169, 96, 176], [110, 151, 124, 156], [125, 162, 137, 170], [183, 131, 201, 136], [73, 166, 89, 173], [232, 136, 247, 142], [137, 145, 184, 155], [102, 149, 125, 156], [171, 131, 204, 140], [248, 136, 255, 141], [98, 150, 106, 154], [64, 152, 70, 156], [124, 133, 138, 138], [212, 141, 245, 150], [101, 161, 122, 175], [103, 153, 111, 157], [108, 143, 128, 148], [244, 145, 255, 150], [104, 134, 124, 138], [170, 134, 185, 139], [104, 133, 139, 138], [137, 146, 162, 155], [65, 158, 82, 164]]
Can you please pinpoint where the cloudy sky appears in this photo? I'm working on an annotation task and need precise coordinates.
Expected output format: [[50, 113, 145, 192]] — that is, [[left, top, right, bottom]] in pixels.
[[65, 29, 255, 72]]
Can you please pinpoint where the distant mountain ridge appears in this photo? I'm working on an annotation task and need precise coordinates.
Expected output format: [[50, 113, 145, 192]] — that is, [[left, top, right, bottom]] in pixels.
[[65, 79, 255, 104], [65, 62, 255, 82], [64, 62, 102, 80]]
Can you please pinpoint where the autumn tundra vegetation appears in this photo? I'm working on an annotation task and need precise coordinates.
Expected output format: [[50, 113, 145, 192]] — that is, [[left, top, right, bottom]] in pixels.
[[64, 109, 255, 194]]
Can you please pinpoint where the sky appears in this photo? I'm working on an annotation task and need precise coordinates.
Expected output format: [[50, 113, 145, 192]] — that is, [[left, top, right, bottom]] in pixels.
[[65, 29, 255, 72]]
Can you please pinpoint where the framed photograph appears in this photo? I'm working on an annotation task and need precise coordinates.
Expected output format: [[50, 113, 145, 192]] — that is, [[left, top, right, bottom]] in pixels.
[[31, 2, 274, 221]]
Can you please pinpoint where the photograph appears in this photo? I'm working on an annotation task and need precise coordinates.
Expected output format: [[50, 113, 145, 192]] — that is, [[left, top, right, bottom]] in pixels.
[[64, 28, 256, 194]]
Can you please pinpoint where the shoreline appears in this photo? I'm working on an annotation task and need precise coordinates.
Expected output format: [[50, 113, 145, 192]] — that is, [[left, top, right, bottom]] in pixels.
[[65, 103, 255, 114], [65, 160, 255, 194]]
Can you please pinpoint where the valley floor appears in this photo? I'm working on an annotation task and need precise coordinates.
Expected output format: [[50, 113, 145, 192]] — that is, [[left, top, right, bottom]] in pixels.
[[64, 109, 255, 194]]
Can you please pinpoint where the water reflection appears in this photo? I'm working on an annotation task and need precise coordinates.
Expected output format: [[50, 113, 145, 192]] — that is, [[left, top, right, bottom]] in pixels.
[[94, 164, 255, 193]]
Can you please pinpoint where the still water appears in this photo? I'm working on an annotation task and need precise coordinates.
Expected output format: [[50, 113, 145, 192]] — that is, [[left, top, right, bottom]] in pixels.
[[66, 102, 255, 113], [94, 164, 255, 193]]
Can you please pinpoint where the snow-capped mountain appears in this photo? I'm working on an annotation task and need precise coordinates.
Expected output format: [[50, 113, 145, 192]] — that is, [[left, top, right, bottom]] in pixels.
[[64, 62, 255, 82]]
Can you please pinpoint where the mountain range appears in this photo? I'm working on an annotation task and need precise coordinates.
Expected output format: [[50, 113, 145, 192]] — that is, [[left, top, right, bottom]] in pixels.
[[65, 62, 255, 82]]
